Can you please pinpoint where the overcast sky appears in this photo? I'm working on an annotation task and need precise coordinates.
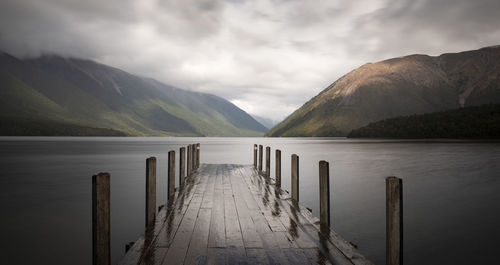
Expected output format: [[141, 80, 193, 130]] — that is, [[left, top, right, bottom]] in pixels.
[[1, 0, 499, 122]]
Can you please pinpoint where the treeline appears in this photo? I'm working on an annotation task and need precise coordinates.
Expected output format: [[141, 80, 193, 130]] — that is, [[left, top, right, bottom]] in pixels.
[[0, 116, 126, 136], [348, 104, 500, 139]]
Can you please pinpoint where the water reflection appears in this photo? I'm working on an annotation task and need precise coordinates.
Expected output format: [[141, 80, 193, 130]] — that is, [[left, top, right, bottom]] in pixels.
[[272, 200, 281, 217], [2, 137, 499, 265], [262, 186, 269, 206]]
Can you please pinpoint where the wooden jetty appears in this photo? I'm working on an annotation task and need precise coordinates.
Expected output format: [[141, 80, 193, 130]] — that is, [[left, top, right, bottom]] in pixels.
[[93, 143, 403, 265]]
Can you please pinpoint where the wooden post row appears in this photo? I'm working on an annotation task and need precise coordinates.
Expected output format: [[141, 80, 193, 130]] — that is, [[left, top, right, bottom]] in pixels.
[[146, 157, 156, 229], [319, 161, 330, 227], [265, 146, 270, 177], [275, 150, 281, 187], [291, 154, 299, 202], [168, 151, 175, 198], [92, 172, 110, 265], [187, 144, 192, 176], [386, 177, 403, 265], [179, 147, 185, 188], [258, 145, 263, 173], [253, 144, 257, 168]]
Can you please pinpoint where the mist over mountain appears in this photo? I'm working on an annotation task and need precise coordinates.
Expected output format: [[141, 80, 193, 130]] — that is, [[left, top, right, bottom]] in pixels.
[[0, 52, 267, 136], [267, 46, 500, 137], [252, 115, 279, 130]]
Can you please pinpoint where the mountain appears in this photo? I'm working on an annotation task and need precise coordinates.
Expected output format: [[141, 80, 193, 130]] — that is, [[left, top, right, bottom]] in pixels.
[[0, 52, 267, 136], [252, 115, 278, 129], [348, 104, 500, 139], [267, 46, 500, 137]]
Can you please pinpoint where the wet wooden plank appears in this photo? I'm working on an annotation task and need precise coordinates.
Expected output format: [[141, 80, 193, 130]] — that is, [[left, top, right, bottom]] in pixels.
[[208, 166, 226, 248], [228, 165, 263, 249], [302, 248, 333, 265], [221, 165, 247, 264], [238, 166, 355, 265], [207, 248, 226, 265], [247, 199, 290, 264], [161, 194, 205, 264], [139, 245, 168, 265], [246, 248, 270, 265], [119, 164, 373, 265], [200, 165, 216, 209], [159, 169, 208, 265], [238, 167, 314, 251], [289, 202, 373, 265], [184, 208, 212, 265], [274, 231, 299, 249], [120, 170, 203, 265], [282, 248, 313, 265], [153, 171, 204, 249]]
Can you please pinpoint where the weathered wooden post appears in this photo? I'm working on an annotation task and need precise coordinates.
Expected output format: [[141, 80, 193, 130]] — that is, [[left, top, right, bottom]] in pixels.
[[191, 143, 195, 171], [187, 144, 192, 177], [197, 143, 200, 168], [258, 145, 263, 173], [275, 149, 281, 187], [291, 154, 299, 202], [253, 144, 257, 168], [179, 147, 185, 188], [386, 176, 403, 265], [265, 146, 271, 177], [191, 143, 196, 171], [319, 161, 330, 227], [196, 143, 200, 169], [146, 157, 156, 229], [168, 151, 175, 198], [92, 172, 110, 265]]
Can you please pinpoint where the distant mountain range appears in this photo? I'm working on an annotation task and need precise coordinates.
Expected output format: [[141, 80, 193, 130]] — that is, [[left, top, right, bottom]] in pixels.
[[267, 46, 500, 137], [252, 115, 279, 129], [0, 52, 267, 136]]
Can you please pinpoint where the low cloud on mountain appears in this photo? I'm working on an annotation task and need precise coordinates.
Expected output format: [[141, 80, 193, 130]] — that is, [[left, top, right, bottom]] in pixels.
[[1, 0, 499, 121]]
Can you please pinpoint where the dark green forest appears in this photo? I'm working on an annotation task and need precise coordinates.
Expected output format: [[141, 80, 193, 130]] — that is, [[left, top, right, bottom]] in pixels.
[[348, 104, 500, 139], [0, 116, 126, 136]]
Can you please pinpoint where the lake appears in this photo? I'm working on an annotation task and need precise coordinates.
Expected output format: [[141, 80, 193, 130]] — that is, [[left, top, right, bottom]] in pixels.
[[0, 137, 499, 265]]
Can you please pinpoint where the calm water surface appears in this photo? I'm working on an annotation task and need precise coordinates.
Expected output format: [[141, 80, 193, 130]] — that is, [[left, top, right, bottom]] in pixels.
[[0, 137, 499, 265]]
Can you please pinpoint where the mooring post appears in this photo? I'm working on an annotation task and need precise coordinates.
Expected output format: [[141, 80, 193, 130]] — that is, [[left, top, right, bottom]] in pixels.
[[196, 143, 200, 169], [253, 144, 257, 168], [191, 143, 196, 171], [179, 147, 185, 188], [187, 144, 192, 177], [319, 161, 330, 227], [145, 157, 156, 229], [258, 145, 263, 173], [291, 154, 299, 202], [386, 176, 403, 265], [195, 143, 199, 169], [275, 149, 281, 187], [92, 172, 110, 265], [168, 151, 175, 198], [265, 146, 271, 177]]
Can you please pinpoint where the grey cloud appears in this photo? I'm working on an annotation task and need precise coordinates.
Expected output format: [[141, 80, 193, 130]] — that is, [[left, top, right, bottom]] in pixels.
[[347, 0, 500, 59], [151, 0, 225, 40], [0, 0, 499, 121]]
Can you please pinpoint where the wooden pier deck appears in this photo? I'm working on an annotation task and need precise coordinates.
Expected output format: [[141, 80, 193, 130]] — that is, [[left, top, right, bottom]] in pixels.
[[118, 164, 373, 265]]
